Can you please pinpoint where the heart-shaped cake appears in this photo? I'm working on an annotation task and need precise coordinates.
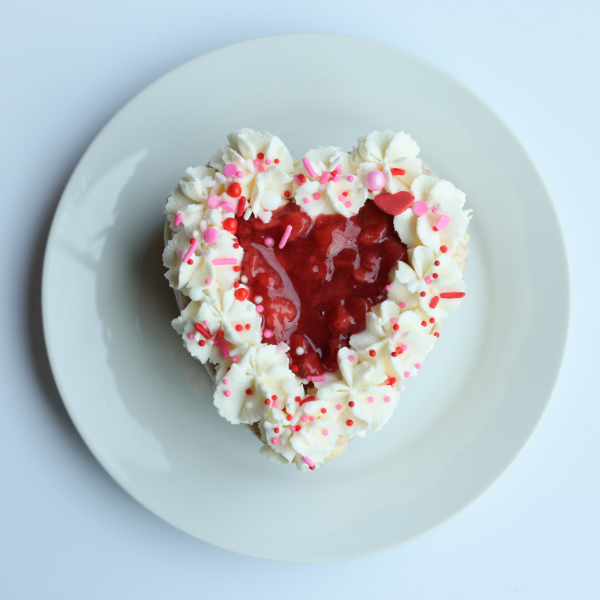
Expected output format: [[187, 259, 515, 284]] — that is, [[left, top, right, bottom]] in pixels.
[[163, 129, 472, 470]]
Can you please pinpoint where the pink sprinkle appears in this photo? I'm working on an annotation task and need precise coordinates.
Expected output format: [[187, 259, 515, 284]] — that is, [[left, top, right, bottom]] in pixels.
[[345, 201, 352, 208], [404, 371, 410, 377], [432, 207, 439, 214], [204, 227, 218, 244], [385, 285, 391, 291], [322, 429, 329, 436], [400, 302, 406, 308], [302, 456, 315, 468], [335, 164, 343, 174], [219, 341, 229, 359], [263, 329, 272, 338], [256, 305, 264, 313], [258, 165, 265, 172], [301, 415, 308, 422], [310, 375, 326, 382], [224, 390, 231, 397], [236, 170, 244, 178], [309, 415, 315, 421], [302, 158, 316, 178], [391, 318, 397, 323], [415, 363, 422, 369], [319, 172, 330, 185], [187, 333, 194, 340], [313, 192, 321, 200], [348, 355, 355, 362], [412, 200, 428, 216], [336, 404, 342, 410], [347, 175, 355, 182], [271, 437, 279, 445], [220, 201, 236, 212], [207, 195, 221, 209], [174, 213, 183, 226], [223, 379, 229, 385], [272, 400, 279, 408], [232, 357, 238, 363], [303, 198, 309, 204], [253, 159, 260, 166], [384, 395, 391, 402], [424, 276, 432, 284], [205, 279, 212, 285], [278, 224, 293, 249], [265, 159, 271, 165], [182, 240, 199, 263], [436, 215, 450, 230], [338, 194, 345, 202], [203, 320, 209, 326], [223, 163, 238, 178], [212, 258, 237, 265], [332, 176, 339, 182], [401, 344, 407, 351], [368, 396, 374, 403], [264, 237, 274, 247]]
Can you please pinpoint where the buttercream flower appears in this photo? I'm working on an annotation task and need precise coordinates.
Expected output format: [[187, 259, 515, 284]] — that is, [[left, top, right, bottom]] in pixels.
[[213, 343, 301, 425], [394, 176, 471, 252], [350, 130, 423, 194], [316, 347, 396, 436], [389, 246, 465, 322], [259, 395, 339, 471], [294, 147, 368, 217], [350, 303, 435, 383]]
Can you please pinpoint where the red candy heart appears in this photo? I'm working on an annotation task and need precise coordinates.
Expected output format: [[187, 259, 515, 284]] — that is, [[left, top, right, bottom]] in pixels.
[[374, 191, 415, 216]]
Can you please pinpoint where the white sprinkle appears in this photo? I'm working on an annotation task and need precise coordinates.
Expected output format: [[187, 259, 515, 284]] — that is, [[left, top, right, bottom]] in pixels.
[[200, 220, 207, 232], [254, 295, 263, 304], [194, 332, 201, 342], [192, 230, 199, 238], [295, 347, 305, 355], [241, 275, 248, 284]]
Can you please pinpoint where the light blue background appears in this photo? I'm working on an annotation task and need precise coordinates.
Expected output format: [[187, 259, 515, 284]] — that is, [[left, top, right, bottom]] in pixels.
[[1, 1, 598, 598]]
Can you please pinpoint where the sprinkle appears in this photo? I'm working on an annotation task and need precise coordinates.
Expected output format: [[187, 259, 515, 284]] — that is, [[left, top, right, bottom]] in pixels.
[[263, 329, 272, 338], [219, 341, 229, 359], [336, 404, 342, 411], [385, 285, 391, 291], [207, 195, 221, 209], [309, 415, 315, 421], [301, 456, 315, 468], [254, 295, 263, 303], [433, 273, 439, 279], [264, 237, 274, 247], [303, 198, 309, 204], [434, 260, 440, 266], [232, 357, 238, 363], [182, 240, 198, 263], [286, 414, 293, 421], [421, 321, 427, 327], [296, 347, 305, 355], [309, 375, 326, 382], [256, 305, 264, 313], [348, 355, 355, 362], [236, 170, 244, 178], [322, 429, 329, 436], [198, 340, 205, 347], [384, 395, 391, 402], [313, 192, 321, 200], [440, 245, 448, 253], [241, 275, 248, 283], [338, 194, 346, 202], [284, 190, 291, 198], [223, 163, 238, 178], [204, 228, 218, 244], [265, 398, 271, 405], [434, 332, 440, 338], [258, 165, 265, 172], [432, 207, 439, 214], [348, 401, 355, 407], [412, 201, 428, 216], [253, 159, 259, 166], [320, 408, 327, 414], [391, 168, 406, 176], [278, 224, 292, 249], [205, 278, 212, 285], [212, 258, 237, 265], [401, 344, 407, 351], [187, 333, 194, 340], [220, 201, 236, 213], [265, 159, 271, 165], [272, 400, 279, 408], [332, 176, 339, 182], [271, 438, 279, 445], [235, 324, 243, 332], [234, 288, 249, 301], [429, 317, 435, 323], [223, 379, 228, 385], [319, 172, 330, 185], [429, 296, 440, 309], [236, 196, 246, 217], [245, 389, 252, 395], [346, 420, 354, 426], [345, 201, 352, 208], [424, 276, 432, 284], [415, 363, 422, 369], [368, 396, 374, 403], [224, 390, 231, 397], [257, 153, 264, 160], [436, 215, 450, 230], [440, 292, 466, 299], [274, 427, 279, 433], [347, 175, 355, 182], [369, 350, 376, 357], [302, 158, 316, 178], [274, 159, 280, 164], [194, 323, 212, 339], [173, 213, 183, 226], [420, 291, 426, 297], [399, 302, 406, 308], [404, 371, 410, 377]]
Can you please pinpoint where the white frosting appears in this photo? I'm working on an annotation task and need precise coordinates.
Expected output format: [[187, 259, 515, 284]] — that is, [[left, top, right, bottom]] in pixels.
[[163, 129, 471, 470]]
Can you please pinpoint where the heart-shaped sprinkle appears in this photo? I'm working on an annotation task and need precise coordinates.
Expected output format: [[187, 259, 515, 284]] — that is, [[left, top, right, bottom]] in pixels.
[[374, 191, 415, 216]]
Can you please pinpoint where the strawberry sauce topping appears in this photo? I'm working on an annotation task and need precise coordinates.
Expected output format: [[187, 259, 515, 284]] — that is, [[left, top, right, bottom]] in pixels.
[[236, 202, 407, 378]]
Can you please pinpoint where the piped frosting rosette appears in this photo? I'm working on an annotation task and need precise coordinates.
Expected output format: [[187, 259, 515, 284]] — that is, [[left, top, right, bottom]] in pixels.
[[163, 128, 472, 471]]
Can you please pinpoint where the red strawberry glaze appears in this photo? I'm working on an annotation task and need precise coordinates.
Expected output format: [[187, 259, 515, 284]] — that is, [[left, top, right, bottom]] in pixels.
[[236, 201, 408, 378]]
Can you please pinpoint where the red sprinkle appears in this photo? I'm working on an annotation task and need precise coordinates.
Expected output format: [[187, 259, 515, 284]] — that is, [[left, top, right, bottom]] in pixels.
[[233, 282, 240, 288], [420, 291, 426, 297], [346, 420, 354, 426], [429, 318, 435, 323], [321, 408, 327, 414], [440, 292, 466, 299], [272, 395, 277, 400], [198, 340, 205, 347], [286, 414, 293, 421], [421, 321, 427, 327], [223, 218, 238, 234], [284, 191, 291, 198], [348, 401, 355, 407], [369, 349, 376, 357], [393, 324, 400, 330], [434, 260, 440, 266], [265, 399, 271, 405], [234, 288, 249, 301], [190, 238, 196, 243], [440, 245, 448, 253], [187, 259, 193, 265], [274, 158, 280, 164], [297, 173, 306, 183], [245, 324, 251, 330], [434, 332, 440, 338], [292, 365, 299, 373], [236, 196, 246, 217], [390, 168, 406, 176], [295, 396, 302, 402], [274, 427, 280, 433], [391, 351, 397, 357], [432, 273, 438, 279], [389, 378, 397, 385], [235, 324, 243, 331], [300, 395, 316, 405], [194, 323, 212, 339], [233, 266, 241, 272], [227, 182, 242, 198], [429, 296, 440, 309], [257, 152, 264, 160], [245, 389, 252, 395]]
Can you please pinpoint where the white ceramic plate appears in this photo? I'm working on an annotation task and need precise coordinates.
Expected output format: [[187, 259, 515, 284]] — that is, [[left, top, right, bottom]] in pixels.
[[43, 34, 569, 562]]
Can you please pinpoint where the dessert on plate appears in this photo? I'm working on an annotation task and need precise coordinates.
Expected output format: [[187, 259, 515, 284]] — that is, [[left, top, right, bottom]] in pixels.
[[163, 129, 472, 471]]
